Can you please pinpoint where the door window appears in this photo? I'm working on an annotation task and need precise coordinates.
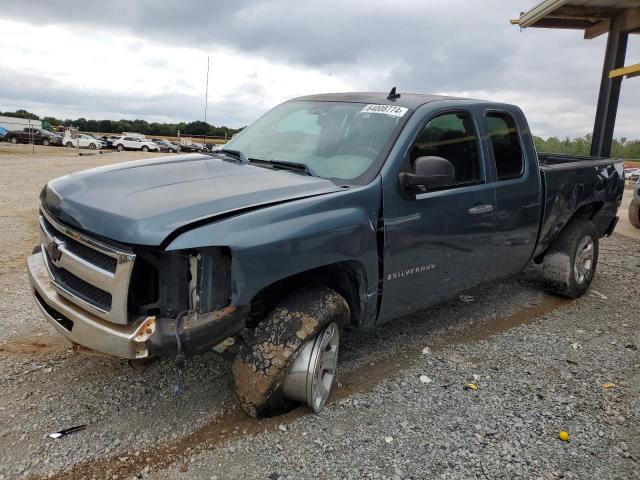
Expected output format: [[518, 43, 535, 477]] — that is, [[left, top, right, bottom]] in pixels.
[[410, 112, 483, 188], [484, 112, 524, 180]]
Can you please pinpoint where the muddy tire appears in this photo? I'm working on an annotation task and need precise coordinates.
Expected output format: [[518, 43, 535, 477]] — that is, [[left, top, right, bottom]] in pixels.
[[542, 220, 599, 298], [629, 199, 640, 229], [232, 287, 349, 418]]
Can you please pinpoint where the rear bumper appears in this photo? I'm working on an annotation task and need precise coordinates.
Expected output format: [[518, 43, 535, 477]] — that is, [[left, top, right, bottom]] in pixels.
[[28, 252, 155, 359], [27, 252, 244, 359]]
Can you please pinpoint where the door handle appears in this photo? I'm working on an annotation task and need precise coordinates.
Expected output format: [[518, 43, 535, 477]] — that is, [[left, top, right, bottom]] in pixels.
[[468, 204, 494, 215]]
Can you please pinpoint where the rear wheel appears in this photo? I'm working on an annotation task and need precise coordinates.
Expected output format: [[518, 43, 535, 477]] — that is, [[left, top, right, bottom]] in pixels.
[[10, 137, 17, 144], [141, 145, 149, 152], [232, 287, 349, 417], [65, 142, 74, 148], [542, 220, 599, 298], [117, 144, 124, 152], [89, 143, 96, 150], [42, 139, 50, 146], [629, 199, 640, 228]]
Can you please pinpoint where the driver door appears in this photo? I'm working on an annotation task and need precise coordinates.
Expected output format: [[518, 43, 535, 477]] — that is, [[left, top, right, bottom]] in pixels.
[[378, 109, 495, 322]]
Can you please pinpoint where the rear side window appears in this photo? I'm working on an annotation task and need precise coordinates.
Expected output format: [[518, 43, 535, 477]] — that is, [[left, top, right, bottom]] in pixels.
[[485, 112, 524, 180], [410, 111, 483, 187]]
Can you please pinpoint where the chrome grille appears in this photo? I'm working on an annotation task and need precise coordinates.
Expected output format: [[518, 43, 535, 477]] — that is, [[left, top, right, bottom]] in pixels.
[[39, 209, 135, 325]]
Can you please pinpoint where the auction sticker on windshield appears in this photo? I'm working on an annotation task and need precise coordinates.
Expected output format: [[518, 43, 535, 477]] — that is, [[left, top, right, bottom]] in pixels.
[[360, 104, 408, 117]]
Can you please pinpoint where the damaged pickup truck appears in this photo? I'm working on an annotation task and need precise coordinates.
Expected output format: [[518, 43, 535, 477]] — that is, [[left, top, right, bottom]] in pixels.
[[28, 91, 624, 417]]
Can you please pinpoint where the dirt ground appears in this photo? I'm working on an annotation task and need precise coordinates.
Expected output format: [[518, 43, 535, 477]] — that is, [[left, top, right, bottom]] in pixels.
[[0, 144, 638, 479]]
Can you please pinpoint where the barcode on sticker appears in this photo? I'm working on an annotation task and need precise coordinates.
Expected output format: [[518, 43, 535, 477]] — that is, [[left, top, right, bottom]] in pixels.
[[360, 104, 408, 117]]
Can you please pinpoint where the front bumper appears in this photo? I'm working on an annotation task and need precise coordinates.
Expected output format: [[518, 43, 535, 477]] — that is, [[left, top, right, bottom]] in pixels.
[[28, 252, 155, 359], [27, 252, 244, 359]]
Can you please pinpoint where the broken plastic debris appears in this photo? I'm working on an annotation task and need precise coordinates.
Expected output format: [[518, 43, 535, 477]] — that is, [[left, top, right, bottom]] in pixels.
[[48, 425, 87, 439], [419, 375, 432, 384], [463, 383, 478, 391], [602, 383, 617, 389], [278, 424, 287, 432], [459, 295, 475, 303], [384, 436, 394, 444], [421, 347, 431, 355], [472, 374, 481, 381], [558, 431, 570, 442]]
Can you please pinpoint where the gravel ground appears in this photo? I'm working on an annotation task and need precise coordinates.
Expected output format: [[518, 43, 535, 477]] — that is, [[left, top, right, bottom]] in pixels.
[[0, 145, 638, 479]]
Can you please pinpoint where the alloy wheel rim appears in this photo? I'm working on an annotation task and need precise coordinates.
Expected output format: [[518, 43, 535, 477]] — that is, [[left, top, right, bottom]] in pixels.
[[307, 322, 339, 413], [282, 322, 340, 413], [574, 235, 594, 284]]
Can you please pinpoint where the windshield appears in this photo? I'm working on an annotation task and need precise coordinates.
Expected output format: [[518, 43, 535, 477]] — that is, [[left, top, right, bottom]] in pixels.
[[224, 101, 407, 182]]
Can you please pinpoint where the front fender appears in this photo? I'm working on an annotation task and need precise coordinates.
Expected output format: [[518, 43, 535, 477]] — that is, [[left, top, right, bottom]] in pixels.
[[166, 178, 382, 306]]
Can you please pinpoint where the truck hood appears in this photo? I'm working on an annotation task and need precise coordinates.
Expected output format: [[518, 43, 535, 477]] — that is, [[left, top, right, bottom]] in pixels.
[[41, 154, 343, 246]]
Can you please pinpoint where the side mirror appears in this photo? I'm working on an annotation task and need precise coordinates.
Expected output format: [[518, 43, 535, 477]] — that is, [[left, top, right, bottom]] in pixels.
[[399, 156, 455, 192]]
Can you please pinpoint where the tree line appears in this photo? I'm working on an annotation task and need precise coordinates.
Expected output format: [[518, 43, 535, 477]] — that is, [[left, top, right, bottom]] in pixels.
[[2, 109, 639, 158], [1, 110, 242, 138], [533, 135, 640, 160]]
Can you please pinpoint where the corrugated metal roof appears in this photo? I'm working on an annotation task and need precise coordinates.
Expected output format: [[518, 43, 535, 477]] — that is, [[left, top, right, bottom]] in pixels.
[[517, 0, 640, 29]]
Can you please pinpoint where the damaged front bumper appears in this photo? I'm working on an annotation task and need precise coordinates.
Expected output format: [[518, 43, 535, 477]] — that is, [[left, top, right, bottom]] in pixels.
[[27, 252, 243, 359]]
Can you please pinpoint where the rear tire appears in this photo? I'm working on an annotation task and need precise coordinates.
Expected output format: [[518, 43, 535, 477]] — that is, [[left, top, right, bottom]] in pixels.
[[232, 287, 349, 418], [542, 220, 599, 298], [117, 144, 124, 152], [42, 139, 50, 146], [66, 142, 74, 148], [89, 143, 96, 150], [629, 199, 640, 228], [10, 137, 17, 144], [142, 145, 149, 152]]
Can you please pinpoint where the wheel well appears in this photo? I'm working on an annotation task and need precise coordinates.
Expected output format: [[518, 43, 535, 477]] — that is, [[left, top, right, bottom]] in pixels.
[[246, 261, 367, 329]]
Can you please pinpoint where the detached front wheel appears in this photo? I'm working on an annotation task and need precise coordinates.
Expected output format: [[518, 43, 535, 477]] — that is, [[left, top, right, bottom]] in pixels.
[[542, 220, 599, 298], [232, 287, 349, 417]]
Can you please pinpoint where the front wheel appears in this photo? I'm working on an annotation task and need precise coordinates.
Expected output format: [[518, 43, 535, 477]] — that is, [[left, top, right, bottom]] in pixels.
[[116, 144, 124, 152], [10, 137, 17, 144], [542, 220, 599, 298], [89, 143, 96, 150], [65, 142, 74, 148], [42, 139, 50, 146], [232, 287, 349, 417], [629, 199, 640, 228], [141, 145, 149, 152]]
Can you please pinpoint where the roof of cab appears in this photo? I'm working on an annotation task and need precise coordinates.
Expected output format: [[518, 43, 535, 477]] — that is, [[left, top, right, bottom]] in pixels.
[[291, 92, 479, 109]]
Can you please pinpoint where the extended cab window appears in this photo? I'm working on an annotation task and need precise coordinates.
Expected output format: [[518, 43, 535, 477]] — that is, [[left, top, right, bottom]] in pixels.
[[410, 112, 482, 187], [485, 112, 524, 180]]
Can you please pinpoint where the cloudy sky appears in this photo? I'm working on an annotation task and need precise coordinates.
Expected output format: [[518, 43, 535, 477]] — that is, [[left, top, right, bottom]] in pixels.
[[0, 0, 637, 138]]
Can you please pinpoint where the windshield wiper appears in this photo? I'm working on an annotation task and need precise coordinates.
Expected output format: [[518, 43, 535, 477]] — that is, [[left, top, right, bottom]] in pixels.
[[211, 148, 249, 165], [250, 159, 318, 177]]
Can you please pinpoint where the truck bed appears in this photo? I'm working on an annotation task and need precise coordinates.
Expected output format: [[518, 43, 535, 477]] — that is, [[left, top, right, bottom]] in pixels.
[[534, 153, 624, 258]]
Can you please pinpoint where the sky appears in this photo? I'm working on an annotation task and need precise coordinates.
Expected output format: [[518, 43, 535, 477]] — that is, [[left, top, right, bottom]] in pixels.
[[0, 0, 637, 138]]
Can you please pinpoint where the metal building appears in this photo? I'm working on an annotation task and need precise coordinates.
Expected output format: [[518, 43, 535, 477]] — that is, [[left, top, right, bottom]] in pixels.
[[512, 0, 639, 157]]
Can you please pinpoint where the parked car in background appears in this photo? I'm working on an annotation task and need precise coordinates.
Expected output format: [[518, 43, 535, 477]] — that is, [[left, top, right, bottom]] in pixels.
[[629, 179, 640, 228], [5, 127, 62, 146], [111, 136, 160, 152], [151, 138, 179, 153], [64, 133, 103, 150], [177, 143, 198, 153], [626, 168, 640, 182], [0, 126, 7, 139]]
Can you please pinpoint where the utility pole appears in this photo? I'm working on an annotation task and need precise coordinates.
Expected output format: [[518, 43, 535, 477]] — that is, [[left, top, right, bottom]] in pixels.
[[204, 56, 210, 148]]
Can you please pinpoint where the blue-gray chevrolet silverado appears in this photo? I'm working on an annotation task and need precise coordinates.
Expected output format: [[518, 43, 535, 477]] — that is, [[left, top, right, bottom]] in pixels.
[[27, 91, 624, 417]]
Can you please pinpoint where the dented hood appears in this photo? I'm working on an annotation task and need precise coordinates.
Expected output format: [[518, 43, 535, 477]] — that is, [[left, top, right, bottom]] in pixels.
[[41, 154, 342, 246]]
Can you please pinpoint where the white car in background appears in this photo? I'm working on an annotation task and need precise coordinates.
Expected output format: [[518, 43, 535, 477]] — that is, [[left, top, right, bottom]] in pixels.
[[111, 136, 160, 152], [63, 134, 103, 150]]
